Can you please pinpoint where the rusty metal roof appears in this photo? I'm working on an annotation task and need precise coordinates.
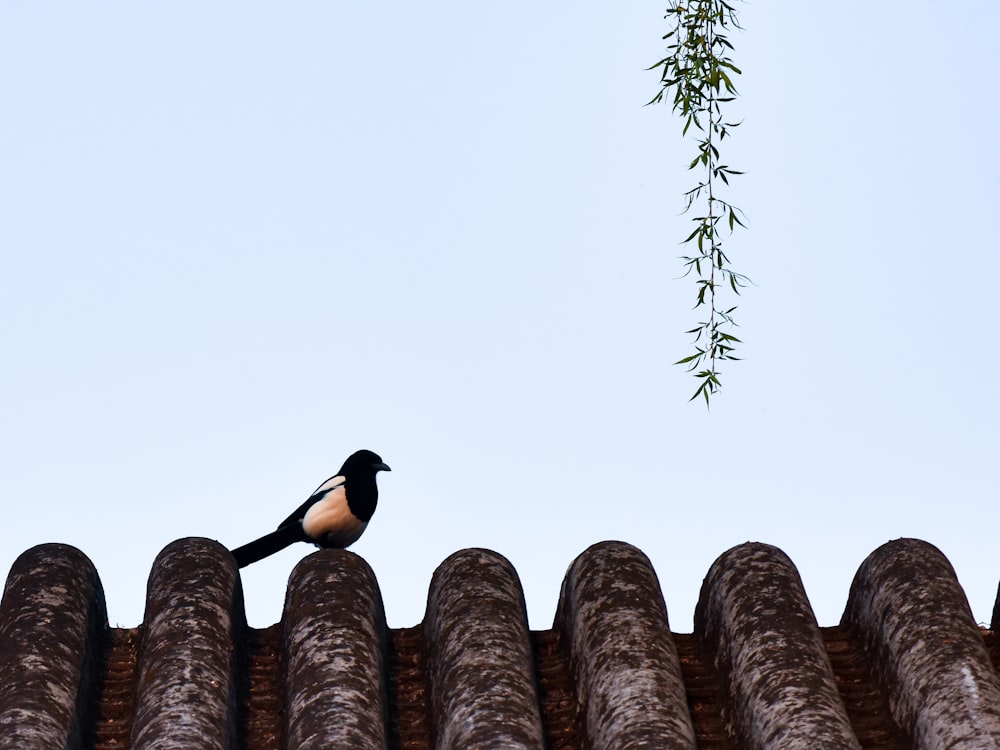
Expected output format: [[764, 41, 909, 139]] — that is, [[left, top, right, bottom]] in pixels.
[[2, 537, 999, 749]]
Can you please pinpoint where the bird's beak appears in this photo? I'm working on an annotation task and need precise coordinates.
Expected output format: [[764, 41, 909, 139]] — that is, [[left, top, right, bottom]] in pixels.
[[375, 462, 391, 472]]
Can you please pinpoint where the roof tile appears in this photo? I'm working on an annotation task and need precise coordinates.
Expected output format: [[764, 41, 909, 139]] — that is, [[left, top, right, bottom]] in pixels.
[[130, 538, 242, 750], [555, 540, 696, 749], [0, 544, 105, 750], [843, 538, 1000, 749], [1, 536, 998, 749], [424, 548, 544, 749], [695, 542, 861, 750], [282, 549, 388, 750]]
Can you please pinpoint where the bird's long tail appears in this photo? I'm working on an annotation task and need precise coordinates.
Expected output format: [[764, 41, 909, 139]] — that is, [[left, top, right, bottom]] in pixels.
[[230, 524, 305, 568]]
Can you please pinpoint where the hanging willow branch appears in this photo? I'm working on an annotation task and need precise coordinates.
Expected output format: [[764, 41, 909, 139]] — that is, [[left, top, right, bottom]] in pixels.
[[648, 0, 748, 406]]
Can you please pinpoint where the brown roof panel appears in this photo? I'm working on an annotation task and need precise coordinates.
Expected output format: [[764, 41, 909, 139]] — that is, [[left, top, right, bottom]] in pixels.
[[695, 542, 861, 750], [130, 539, 242, 750], [282, 547, 389, 750], [843, 538, 1000, 749], [424, 548, 545, 749], [555, 540, 696, 750], [1, 536, 999, 750], [0, 544, 106, 750]]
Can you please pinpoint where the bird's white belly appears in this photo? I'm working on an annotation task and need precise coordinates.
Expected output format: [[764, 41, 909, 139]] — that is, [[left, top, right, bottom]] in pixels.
[[302, 495, 366, 548]]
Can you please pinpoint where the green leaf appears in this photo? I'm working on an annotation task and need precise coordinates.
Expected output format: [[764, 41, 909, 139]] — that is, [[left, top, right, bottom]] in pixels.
[[651, 0, 746, 405]]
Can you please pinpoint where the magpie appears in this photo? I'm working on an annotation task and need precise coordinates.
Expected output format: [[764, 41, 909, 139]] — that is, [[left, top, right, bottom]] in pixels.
[[230, 449, 390, 568]]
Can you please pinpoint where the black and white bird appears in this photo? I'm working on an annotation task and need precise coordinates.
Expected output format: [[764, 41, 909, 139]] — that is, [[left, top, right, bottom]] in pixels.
[[230, 449, 390, 568]]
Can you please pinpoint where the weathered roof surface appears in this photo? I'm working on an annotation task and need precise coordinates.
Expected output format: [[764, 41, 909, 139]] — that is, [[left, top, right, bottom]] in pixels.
[[2, 538, 999, 750]]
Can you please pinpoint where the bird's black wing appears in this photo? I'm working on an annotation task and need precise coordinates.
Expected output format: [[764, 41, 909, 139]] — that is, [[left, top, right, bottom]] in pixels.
[[278, 474, 346, 529], [231, 524, 306, 568]]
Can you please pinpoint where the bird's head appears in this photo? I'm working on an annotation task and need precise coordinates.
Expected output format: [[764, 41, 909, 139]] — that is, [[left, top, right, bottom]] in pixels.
[[339, 449, 391, 477]]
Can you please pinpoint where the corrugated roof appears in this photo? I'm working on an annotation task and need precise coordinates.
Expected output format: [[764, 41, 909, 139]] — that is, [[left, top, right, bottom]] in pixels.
[[2, 537, 999, 749]]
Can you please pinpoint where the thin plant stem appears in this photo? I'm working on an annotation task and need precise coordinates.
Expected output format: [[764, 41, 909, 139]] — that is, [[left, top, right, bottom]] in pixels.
[[648, 0, 747, 406]]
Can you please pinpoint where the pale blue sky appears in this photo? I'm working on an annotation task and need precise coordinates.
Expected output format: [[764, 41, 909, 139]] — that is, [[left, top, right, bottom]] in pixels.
[[2, 2, 998, 630]]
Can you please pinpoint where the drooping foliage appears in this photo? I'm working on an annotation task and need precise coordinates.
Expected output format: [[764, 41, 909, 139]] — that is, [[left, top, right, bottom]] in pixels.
[[649, 1, 747, 406]]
